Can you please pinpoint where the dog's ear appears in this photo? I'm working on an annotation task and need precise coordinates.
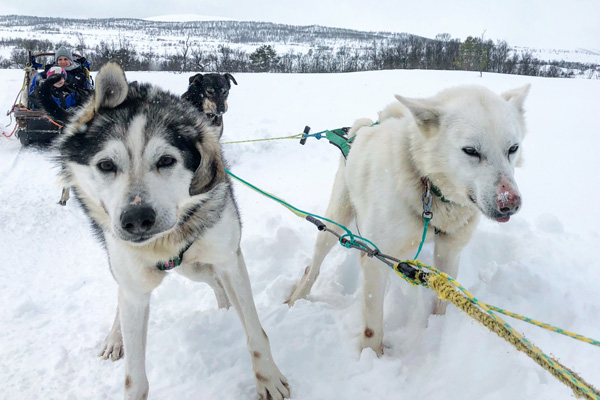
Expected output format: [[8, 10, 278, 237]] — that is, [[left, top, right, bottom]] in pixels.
[[189, 130, 227, 196], [224, 73, 237, 86], [501, 84, 531, 113], [395, 95, 441, 137], [94, 62, 128, 111], [189, 74, 203, 85]]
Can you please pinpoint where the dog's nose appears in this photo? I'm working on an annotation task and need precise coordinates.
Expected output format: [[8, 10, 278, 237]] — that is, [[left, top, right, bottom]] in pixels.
[[497, 193, 521, 214], [120, 206, 156, 235], [496, 178, 521, 214]]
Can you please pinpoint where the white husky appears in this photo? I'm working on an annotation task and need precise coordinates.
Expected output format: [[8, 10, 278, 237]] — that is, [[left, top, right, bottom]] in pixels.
[[286, 84, 531, 355]]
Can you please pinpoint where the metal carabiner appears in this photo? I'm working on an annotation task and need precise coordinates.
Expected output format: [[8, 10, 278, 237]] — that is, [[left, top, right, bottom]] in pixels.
[[422, 182, 433, 221]]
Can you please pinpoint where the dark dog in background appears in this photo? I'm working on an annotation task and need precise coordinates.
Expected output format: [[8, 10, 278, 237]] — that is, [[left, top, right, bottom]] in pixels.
[[181, 73, 237, 137]]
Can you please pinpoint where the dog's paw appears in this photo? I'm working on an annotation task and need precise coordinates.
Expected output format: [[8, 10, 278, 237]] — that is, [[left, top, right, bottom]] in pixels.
[[284, 288, 307, 307], [284, 267, 312, 307], [283, 290, 300, 307], [360, 329, 384, 357], [98, 330, 124, 361], [57, 199, 67, 206], [254, 368, 290, 400]]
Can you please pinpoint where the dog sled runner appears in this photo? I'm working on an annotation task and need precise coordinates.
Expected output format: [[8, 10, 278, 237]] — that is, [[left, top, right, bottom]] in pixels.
[[9, 106, 63, 147], [7, 50, 93, 147]]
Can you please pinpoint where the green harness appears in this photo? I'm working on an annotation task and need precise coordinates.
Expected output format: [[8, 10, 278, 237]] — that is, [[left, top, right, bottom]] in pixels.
[[325, 128, 355, 159]]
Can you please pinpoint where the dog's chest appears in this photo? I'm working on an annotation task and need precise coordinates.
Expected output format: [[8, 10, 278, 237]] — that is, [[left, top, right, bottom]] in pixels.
[[428, 200, 479, 235]]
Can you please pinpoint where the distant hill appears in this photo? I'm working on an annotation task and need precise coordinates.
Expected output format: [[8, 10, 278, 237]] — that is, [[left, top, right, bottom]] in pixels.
[[0, 15, 417, 51]]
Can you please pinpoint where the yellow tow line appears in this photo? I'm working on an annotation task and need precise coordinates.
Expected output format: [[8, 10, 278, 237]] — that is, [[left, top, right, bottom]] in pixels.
[[399, 259, 599, 400]]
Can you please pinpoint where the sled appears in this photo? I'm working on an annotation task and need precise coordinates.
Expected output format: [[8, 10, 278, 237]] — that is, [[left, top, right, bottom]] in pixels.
[[10, 105, 63, 147], [6, 50, 93, 147]]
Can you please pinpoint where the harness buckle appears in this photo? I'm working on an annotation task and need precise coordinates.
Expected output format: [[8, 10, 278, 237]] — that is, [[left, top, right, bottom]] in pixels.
[[422, 183, 433, 221]]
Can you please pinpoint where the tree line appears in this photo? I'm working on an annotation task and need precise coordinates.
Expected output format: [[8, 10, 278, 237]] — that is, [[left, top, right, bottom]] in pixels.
[[0, 34, 597, 79]]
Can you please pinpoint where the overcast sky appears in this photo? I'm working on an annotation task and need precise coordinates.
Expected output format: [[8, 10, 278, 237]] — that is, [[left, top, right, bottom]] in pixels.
[[1, 0, 598, 50]]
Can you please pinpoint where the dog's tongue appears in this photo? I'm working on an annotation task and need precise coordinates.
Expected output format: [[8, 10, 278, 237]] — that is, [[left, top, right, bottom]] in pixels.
[[495, 215, 511, 223]]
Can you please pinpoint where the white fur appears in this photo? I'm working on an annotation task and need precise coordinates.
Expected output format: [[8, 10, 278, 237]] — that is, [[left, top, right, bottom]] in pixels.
[[286, 84, 530, 355]]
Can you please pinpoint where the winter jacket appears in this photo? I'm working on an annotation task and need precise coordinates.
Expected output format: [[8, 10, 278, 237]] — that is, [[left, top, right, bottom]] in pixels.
[[62, 61, 90, 89], [29, 77, 92, 124]]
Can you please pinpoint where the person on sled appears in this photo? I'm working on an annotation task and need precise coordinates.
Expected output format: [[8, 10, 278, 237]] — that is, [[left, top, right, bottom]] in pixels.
[[29, 66, 92, 125], [53, 46, 91, 89]]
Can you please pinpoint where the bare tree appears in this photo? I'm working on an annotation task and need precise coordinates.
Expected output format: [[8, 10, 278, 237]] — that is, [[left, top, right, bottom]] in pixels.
[[74, 33, 87, 54], [178, 34, 193, 72]]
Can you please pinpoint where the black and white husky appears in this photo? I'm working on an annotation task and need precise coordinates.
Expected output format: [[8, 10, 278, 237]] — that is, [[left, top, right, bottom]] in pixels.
[[54, 63, 289, 400]]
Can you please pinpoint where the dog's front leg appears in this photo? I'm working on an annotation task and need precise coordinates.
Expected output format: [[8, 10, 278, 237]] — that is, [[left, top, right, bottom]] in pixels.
[[118, 289, 151, 400], [360, 256, 389, 355], [217, 249, 290, 400], [432, 233, 469, 315]]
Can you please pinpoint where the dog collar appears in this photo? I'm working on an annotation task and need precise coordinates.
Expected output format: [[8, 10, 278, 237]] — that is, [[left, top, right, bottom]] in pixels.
[[421, 177, 451, 203], [156, 256, 182, 271], [156, 241, 194, 271], [420, 177, 446, 236]]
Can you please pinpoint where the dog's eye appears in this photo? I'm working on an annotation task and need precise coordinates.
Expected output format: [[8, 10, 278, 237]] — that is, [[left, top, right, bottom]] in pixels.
[[206, 88, 215, 95], [157, 156, 176, 168], [97, 159, 116, 173], [508, 144, 519, 154], [462, 147, 480, 157]]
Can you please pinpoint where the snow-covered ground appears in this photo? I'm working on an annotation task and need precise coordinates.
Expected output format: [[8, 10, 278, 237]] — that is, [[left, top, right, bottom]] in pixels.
[[1, 68, 599, 400]]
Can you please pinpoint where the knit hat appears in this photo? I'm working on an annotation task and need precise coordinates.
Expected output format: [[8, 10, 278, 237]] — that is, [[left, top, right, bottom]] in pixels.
[[47, 66, 67, 79], [55, 46, 73, 62]]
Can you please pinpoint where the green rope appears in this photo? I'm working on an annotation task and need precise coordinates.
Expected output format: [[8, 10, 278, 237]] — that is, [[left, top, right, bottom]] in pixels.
[[225, 169, 378, 252], [339, 233, 380, 251], [413, 217, 430, 260]]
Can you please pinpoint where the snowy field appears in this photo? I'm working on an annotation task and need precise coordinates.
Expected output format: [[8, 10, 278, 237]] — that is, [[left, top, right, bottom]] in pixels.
[[1, 68, 600, 399], [1, 16, 599, 66]]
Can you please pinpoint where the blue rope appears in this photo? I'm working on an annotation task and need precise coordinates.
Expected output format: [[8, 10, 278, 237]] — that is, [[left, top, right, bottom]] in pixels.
[[302, 130, 328, 140]]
